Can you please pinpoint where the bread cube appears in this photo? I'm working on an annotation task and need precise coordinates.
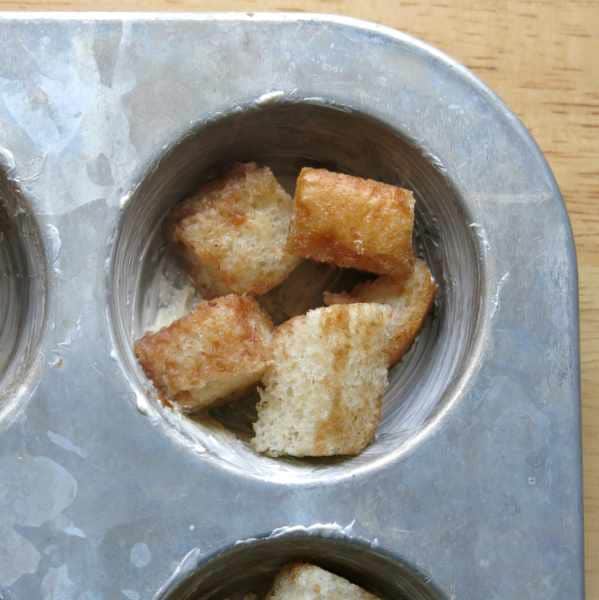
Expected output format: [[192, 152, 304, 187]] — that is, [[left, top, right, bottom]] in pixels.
[[258, 259, 342, 325], [252, 303, 392, 457], [135, 294, 273, 412], [325, 258, 437, 366], [167, 163, 301, 298], [287, 168, 415, 277], [266, 563, 380, 599]]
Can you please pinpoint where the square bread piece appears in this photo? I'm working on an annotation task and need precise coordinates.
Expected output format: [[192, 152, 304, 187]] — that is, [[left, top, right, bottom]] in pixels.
[[266, 563, 380, 600], [325, 258, 437, 366], [287, 167, 415, 277], [167, 163, 301, 298], [252, 303, 393, 457], [134, 294, 273, 412]]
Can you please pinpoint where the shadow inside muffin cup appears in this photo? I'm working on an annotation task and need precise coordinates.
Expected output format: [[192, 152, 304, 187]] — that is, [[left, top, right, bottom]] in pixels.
[[156, 529, 446, 600], [0, 166, 46, 424], [109, 98, 483, 480]]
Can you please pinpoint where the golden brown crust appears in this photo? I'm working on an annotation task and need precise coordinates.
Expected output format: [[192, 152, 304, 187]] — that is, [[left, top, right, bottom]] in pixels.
[[287, 168, 415, 277], [134, 294, 273, 411], [266, 562, 380, 599], [324, 259, 437, 366], [314, 307, 351, 454], [166, 163, 300, 298], [165, 163, 258, 243]]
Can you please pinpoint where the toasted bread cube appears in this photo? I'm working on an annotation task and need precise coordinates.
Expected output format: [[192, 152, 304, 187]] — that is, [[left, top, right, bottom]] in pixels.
[[287, 168, 415, 277], [325, 259, 437, 366], [266, 563, 380, 599], [135, 295, 273, 412], [167, 163, 301, 298], [258, 260, 342, 325], [252, 303, 392, 457]]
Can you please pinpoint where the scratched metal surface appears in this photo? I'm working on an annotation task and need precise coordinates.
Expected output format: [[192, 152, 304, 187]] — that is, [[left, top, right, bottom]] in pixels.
[[0, 13, 583, 600]]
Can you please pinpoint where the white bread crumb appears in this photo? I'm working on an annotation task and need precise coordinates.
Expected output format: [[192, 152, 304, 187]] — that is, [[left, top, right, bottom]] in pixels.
[[253, 303, 392, 457]]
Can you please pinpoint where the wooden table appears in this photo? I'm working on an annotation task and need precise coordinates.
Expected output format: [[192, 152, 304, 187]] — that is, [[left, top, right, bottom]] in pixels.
[[2, 0, 597, 594]]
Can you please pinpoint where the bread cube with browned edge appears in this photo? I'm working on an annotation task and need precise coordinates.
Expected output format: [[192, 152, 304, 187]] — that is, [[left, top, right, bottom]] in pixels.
[[325, 258, 437, 367], [252, 303, 393, 457], [135, 295, 273, 412], [287, 168, 415, 277], [167, 163, 301, 298], [266, 563, 380, 599]]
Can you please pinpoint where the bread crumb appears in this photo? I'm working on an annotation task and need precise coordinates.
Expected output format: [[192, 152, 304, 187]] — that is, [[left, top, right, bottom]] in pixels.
[[253, 303, 392, 457]]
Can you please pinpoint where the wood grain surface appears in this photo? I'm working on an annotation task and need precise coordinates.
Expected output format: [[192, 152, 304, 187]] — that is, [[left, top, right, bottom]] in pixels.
[[2, 0, 597, 594]]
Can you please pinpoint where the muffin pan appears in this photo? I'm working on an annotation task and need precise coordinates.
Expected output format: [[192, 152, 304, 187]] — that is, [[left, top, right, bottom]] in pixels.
[[0, 12, 583, 599]]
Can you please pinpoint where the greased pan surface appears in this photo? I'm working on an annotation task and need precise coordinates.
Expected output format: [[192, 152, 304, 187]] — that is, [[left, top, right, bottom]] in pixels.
[[0, 13, 582, 599]]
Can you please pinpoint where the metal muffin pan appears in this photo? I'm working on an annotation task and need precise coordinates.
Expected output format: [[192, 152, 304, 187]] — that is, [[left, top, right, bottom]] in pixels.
[[0, 12, 583, 599]]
